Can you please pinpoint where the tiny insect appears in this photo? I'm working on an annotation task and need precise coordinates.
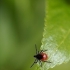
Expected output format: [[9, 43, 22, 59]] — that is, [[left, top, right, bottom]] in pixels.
[[30, 44, 51, 68]]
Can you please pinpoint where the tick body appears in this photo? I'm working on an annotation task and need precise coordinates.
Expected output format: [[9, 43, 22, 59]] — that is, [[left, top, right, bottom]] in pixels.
[[34, 52, 48, 61], [30, 44, 51, 68]]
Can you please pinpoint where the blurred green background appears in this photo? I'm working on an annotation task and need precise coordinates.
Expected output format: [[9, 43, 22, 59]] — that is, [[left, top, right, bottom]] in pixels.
[[0, 0, 45, 70]]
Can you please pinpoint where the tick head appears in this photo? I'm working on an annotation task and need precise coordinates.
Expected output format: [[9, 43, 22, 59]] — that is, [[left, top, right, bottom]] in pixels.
[[34, 55, 36, 58], [34, 54, 38, 59], [34, 54, 43, 60]]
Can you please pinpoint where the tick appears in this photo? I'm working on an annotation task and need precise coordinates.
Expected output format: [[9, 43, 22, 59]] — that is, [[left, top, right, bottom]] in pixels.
[[30, 44, 51, 68]]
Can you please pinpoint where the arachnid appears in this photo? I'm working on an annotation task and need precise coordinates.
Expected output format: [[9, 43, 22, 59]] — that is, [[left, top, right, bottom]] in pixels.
[[30, 44, 51, 68]]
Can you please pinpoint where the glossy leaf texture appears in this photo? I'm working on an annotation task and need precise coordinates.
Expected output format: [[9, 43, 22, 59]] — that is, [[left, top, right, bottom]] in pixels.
[[40, 0, 70, 70]]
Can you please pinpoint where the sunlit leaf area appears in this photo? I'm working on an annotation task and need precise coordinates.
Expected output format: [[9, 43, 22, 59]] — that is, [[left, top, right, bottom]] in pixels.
[[40, 0, 70, 70]]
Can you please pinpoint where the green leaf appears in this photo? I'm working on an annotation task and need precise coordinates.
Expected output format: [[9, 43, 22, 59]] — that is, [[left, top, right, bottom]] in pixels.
[[40, 0, 70, 70]]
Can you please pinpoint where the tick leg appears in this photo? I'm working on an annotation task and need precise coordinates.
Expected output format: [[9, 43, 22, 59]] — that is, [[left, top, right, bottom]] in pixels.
[[30, 59, 38, 68], [40, 50, 47, 53], [35, 44, 38, 54], [38, 51, 39, 54], [39, 60, 42, 67], [44, 61, 51, 63]]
